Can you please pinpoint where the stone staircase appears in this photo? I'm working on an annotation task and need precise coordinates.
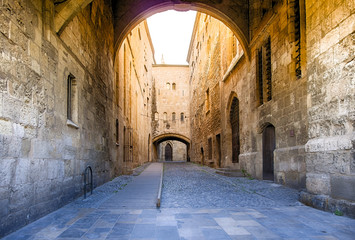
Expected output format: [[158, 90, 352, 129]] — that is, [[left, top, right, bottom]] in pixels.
[[215, 167, 244, 177]]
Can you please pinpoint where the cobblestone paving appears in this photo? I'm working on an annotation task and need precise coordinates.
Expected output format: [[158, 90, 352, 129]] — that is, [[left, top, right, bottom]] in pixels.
[[162, 163, 300, 208], [3, 162, 355, 240]]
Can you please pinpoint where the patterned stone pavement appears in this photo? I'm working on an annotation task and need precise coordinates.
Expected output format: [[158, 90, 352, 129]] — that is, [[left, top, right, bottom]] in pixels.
[[3, 162, 355, 240]]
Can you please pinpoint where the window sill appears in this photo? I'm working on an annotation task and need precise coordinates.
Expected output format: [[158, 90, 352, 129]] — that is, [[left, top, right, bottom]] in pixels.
[[67, 119, 79, 129]]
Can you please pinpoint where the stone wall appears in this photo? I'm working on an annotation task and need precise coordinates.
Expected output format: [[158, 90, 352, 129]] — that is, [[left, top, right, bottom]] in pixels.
[[0, 0, 155, 236], [0, 0, 115, 236], [151, 64, 190, 161], [188, 13, 234, 168], [151, 64, 190, 140], [188, 7, 308, 187], [157, 141, 187, 161], [301, 0, 355, 216], [114, 20, 155, 172]]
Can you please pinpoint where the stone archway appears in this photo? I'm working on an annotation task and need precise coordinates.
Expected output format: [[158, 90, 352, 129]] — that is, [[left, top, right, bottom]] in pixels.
[[152, 133, 190, 162], [54, 0, 251, 60]]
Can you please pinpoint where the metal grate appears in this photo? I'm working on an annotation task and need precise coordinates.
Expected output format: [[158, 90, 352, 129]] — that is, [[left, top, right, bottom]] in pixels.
[[265, 37, 272, 101], [258, 49, 263, 105]]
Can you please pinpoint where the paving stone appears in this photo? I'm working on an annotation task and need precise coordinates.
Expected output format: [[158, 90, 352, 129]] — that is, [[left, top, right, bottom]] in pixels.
[[130, 224, 156, 238], [155, 226, 179, 240], [57, 227, 86, 238], [201, 227, 231, 240], [3, 162, 355, 240]]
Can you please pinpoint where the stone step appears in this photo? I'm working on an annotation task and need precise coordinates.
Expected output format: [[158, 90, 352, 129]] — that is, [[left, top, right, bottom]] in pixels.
[[215, 168, 244, 177]]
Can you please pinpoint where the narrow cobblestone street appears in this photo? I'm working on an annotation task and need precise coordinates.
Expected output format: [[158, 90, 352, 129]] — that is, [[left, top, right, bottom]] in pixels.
[[162, 163, 300, 208], [3, 162, 355, 240]]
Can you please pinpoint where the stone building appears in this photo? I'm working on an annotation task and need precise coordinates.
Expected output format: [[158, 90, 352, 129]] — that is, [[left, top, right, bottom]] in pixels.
[[0, 0, 354, 237], [151, 64, 190, 161], [0, 1, 154, 236], [188, 11, 307, 183], [186, 1, 354, 217], [114, 20, 155, 172]]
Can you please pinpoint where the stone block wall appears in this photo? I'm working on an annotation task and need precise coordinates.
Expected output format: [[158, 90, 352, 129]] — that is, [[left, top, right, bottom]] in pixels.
[[302, 0, 355, 216], [0, 0, 152, 236], [151, 64, 190, 140], [244, 0, 308, 187], [188, 5, 308, 189], [114, 20, 155, 171]]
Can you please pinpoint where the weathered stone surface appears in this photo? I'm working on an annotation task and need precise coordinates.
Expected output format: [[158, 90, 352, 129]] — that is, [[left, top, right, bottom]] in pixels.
[[306, 173, 330, 195], [330, 175, 355, 202], [300, 191, 355, 218], [187, 7, 308, 189], [304, 0, 355, 212], [151, 64, 190, 161]]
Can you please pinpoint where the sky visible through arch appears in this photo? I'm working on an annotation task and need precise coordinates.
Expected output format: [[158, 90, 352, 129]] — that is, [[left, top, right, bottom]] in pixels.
[[147, 10, 196, 65]]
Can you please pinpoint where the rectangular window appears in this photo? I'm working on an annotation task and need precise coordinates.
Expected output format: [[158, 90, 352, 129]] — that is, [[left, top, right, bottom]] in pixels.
[[256, 37, 272, 106], [293, 0, 302, 79], [265, 37, 272, 101], [172, 112, 176, 121], [257, 49, 263, 106], [208, 137, 212, 159], [67, 74, 78, 125]]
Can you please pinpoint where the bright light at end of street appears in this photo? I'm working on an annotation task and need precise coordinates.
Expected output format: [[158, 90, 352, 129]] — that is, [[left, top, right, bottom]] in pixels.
[[147, 10, 197, 65]]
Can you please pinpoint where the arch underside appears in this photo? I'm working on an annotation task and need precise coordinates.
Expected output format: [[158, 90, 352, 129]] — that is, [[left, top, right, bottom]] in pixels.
[[153, 133, 190, 146], [54, 0, 250, 60]]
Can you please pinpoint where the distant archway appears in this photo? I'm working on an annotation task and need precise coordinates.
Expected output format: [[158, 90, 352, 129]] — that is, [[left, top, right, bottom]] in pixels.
[[152, 133, 190, 162]]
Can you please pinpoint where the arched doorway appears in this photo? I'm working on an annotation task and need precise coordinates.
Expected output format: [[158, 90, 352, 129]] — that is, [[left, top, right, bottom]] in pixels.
[[263, 125, 275, 180], [165, 144, 172, 161], [200, 147, 204, 165], [229, 97, 240, 163]]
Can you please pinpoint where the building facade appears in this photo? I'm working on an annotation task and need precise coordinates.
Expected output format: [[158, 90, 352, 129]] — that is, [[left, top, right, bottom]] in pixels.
[[151, 64, 190, 161]]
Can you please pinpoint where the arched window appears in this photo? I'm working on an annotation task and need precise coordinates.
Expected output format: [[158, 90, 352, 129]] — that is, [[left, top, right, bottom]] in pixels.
[[172, 112, 176, 121], [172, 83, 176, 90], [163, 112, 167, 121], [180, 112, 184, 122], [155, 112, 159, 121], [166, 82, 170, 90]]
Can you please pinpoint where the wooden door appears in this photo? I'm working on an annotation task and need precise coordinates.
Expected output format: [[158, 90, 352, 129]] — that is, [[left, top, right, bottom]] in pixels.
[[165, 144, 172, 161], [216, 134, 221, 167], [263, 125, 275, 180], [230, 97, 240, 163]]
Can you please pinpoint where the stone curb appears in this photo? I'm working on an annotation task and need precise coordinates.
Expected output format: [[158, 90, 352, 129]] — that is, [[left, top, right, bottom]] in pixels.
[[156, 163, 164, 208]]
